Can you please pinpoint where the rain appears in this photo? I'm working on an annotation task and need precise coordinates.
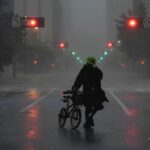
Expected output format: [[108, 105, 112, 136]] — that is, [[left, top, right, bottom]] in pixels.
[[0, 0, 150, 150]]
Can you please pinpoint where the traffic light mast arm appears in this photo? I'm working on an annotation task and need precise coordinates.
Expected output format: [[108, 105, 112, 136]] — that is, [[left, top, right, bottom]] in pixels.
[[20, 17, 45, 28]]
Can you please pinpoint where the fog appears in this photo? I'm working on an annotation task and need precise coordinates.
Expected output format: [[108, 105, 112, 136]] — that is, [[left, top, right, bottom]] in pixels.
[[3, 0, 148, 83], [64, 0, 107, 58]]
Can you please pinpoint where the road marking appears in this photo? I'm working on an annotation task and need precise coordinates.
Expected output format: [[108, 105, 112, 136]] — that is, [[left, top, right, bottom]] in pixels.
[[108, 89, 131, 116], [19, 88, 58, 113]]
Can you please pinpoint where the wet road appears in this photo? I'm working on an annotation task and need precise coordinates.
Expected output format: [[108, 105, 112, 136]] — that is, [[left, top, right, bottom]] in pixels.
[[0, 85, 150, 150]]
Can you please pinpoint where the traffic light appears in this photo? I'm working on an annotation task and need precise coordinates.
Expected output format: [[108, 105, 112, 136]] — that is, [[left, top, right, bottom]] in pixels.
[[33, 60, 38, 64], [126, 18, 144, 29], [58, 42, 68, 49], [20, 17, 45, 28], [139, 59, 145, 65], [106, 41, 113, 49], [72, 51, 76, 55], [104, 51, 108, 56], [100, 57, 104, 61]]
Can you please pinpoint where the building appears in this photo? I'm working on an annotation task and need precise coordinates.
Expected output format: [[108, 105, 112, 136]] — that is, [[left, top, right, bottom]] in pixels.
[[1, 0, 15, 13]]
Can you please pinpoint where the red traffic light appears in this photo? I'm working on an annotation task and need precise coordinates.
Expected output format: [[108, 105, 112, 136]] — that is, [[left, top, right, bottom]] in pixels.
[[107, 42, 113, 48], [58, 42, 68, 49], [59, 42, 65, 48], [29, 19, 38, 27], [127, 18, 138, 28], [21, 17, 45, 28], [126, 18, 144, 29]]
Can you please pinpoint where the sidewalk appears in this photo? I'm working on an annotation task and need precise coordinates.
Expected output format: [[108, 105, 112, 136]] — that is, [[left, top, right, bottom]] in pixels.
[[0, 74, 55, 92], [103, 72, 150, 92], [1, 72, 150, 92]]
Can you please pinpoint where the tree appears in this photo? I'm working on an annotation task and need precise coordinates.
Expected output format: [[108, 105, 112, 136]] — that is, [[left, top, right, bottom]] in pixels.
[[115, 0, 150, 75], [0, 1, 23, 72]]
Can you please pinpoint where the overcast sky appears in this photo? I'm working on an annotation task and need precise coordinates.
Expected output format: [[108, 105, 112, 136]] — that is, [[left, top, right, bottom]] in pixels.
[[14, 0, 107, 60], [67, 0, 107, 59]]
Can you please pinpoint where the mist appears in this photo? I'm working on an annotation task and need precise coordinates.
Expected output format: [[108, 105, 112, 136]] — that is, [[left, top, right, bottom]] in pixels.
[[2, 0, 148, 83], [61, 0, 107, 59]]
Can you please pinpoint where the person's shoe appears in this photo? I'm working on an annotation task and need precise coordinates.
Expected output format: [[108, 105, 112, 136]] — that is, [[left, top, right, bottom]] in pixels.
[[83, 122, 91, 129], [89, 118, 94, 126]]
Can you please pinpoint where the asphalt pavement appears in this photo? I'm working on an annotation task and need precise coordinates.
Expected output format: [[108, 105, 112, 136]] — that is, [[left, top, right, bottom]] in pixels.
[[0, 72, 150, 150]]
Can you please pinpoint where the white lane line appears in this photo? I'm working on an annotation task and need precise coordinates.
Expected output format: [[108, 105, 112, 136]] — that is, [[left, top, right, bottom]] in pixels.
[[19, 88, 58, 113], [108, 89, 131, 116]]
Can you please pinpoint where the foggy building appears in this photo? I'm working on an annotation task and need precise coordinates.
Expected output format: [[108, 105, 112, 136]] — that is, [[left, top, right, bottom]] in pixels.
[[53, 0, 71, 43], [1, 0, 15, 13], [146, 0, 150, 15], [106, 0, 133, 41]]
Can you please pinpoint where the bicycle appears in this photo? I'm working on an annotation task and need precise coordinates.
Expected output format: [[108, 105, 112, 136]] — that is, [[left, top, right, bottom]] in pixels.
[[58, 90, 83, 129]]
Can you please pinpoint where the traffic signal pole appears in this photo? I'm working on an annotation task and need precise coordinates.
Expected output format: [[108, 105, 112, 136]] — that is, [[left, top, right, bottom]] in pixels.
[[22, 0, 28, 74]]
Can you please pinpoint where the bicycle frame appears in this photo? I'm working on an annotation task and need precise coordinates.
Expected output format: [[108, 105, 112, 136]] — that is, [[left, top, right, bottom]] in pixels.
[[59, 90, 82, 129], [62, 96, 79, 118]]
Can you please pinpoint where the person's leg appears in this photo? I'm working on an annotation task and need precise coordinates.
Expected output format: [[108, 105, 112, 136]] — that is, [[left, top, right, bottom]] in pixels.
[[84, 106, 92, 128], [89, 104, 104, 126], [88, 107, 97, 126], [85, 106, 91, 122]]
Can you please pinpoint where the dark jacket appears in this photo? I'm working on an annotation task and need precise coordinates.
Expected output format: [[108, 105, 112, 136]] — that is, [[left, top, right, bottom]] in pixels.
[[72, 64, 104, 106]]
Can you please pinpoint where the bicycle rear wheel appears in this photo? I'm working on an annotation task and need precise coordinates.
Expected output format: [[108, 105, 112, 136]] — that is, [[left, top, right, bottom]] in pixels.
[[58, 108, 67, 127], [70, 108, 81, 129]]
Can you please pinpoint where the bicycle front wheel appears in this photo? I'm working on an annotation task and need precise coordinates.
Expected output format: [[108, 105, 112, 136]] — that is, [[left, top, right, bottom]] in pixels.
[[58, 108, 67, 127], [70, 108, 81, 129]]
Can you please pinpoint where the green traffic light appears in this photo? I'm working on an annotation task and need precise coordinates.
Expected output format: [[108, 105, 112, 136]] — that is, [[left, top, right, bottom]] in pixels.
[[100, 57, 103, 60], [104, 51, 108, 55], [72, 51, 76, 55], [77, 57, 80, 60]]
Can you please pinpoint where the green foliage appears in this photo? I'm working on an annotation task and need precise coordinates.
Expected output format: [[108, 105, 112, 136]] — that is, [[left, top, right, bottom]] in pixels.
[[115, 0, 150, 61], [115, 0, 150, 75], [0, 1, 24, 72]]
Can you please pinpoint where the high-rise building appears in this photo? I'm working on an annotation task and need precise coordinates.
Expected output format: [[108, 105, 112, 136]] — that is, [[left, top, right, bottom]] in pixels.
[[1, 0, 15, 13], [145, 0, 150, 15], [53, 0, 71, 44]]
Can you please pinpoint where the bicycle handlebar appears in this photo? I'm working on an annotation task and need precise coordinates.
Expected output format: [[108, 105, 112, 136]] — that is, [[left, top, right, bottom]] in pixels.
[[63, 90, 73, 94], [63, 89, 83, 96]]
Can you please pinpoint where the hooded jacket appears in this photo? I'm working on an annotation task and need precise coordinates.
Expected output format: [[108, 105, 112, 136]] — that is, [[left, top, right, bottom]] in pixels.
[[72, 64, 103, 94]]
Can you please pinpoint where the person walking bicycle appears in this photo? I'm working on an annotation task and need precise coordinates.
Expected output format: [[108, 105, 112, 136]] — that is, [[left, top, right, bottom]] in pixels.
[[72, 56, 109, 128]]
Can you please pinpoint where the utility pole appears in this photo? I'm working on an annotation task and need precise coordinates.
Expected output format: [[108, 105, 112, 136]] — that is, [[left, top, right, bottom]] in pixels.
[[38, 0, 42, 16], [36, 0, 42, 42], [22, 0, 28, 74]]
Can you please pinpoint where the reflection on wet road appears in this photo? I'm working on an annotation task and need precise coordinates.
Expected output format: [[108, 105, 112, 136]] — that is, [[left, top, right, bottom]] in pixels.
[[24, 106, 40, 150], [0, 88, 150, 150]]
